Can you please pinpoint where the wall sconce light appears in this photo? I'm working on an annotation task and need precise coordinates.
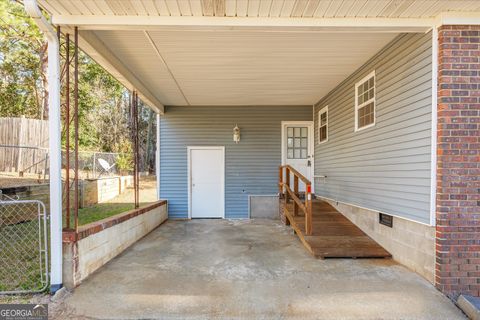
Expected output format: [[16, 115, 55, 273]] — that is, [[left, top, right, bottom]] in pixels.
[[233, 124, 240, 144]]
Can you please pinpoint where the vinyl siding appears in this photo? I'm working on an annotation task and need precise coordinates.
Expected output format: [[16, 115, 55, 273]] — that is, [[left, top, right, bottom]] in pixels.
[[313, 32, 433, 224], [160, 106, 312, 219]]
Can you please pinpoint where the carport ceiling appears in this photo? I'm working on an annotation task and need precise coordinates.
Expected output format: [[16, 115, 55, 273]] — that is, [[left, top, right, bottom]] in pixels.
[[37, 0, 480, 109], [91, 30, 397, 106]]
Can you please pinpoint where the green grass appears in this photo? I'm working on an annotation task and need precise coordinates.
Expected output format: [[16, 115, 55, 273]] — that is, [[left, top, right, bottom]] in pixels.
[[68, 203, 135, 226], [0, 220, 48, 293]]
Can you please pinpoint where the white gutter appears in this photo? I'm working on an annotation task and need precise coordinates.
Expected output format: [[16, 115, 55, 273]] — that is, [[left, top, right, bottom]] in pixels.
[[24, 0, 63, 293]]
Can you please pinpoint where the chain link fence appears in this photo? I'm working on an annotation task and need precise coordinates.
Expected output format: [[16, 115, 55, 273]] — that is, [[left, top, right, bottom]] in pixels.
[[0, 194, 49, 294], [0, 145, 133, 185], [62, 150, 132, 179]]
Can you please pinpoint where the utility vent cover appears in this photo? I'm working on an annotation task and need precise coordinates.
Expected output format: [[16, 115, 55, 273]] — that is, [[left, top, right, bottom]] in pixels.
[[379, 213, 393, 228]]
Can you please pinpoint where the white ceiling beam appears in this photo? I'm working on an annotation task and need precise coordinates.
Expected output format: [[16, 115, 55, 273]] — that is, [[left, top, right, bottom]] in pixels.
[[52, 15, 435, 32], [77, 30, 165, 114]]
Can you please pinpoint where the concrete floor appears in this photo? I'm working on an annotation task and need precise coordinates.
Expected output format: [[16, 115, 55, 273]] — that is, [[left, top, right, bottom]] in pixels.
[[58, 219, 465, 320]]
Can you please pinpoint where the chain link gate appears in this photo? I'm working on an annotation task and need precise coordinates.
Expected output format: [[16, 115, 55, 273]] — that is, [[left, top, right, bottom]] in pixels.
[[0, 194, 49, 294]]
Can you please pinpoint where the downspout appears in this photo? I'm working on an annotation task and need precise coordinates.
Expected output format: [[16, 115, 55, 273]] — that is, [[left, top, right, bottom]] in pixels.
[[24, 0, 63, 293]]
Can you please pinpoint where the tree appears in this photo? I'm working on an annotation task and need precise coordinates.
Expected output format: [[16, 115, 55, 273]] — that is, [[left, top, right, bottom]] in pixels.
[[0, 0, 48, 118], [0, 0, 157, 167]]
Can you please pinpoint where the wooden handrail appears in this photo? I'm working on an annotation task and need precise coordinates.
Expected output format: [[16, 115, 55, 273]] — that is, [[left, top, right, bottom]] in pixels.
[[280, 165, 310, 185], [278, 165, 313, 236]]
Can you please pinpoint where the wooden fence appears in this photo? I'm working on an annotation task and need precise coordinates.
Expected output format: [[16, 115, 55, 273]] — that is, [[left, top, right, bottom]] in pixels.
[[0, 117, 49, 174]]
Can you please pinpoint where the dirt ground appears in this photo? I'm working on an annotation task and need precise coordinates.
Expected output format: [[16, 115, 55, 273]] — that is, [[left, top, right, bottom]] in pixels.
[[0, 171, 47, 188], [110, 176, 158, 204]]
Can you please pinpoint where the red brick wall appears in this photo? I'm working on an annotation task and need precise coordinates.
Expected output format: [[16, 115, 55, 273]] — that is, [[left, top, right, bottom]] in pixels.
[[436, 25, 480, 298]]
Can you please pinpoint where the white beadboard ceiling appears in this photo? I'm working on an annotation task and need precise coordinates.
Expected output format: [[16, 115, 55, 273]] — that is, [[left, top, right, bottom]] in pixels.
[[91, 29, 396, 106], [39, 0, 480, 18], [36, 0, 480, 108]]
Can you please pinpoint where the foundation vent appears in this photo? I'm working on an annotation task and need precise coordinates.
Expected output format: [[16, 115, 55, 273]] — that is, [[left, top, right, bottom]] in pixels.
[[379, 213, 393, 228]]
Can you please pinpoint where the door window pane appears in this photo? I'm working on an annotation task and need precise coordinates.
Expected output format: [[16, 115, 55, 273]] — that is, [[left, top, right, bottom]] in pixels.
[[301, 127, 307, 137], [286, 126, 309, 159], [301, 138, 307, 148], [287, 149, 293, 159], [294, 138, 300, 147]]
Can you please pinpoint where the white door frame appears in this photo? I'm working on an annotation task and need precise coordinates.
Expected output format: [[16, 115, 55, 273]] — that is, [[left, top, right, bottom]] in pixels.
[[281, 121, 315, 192], [187, 146, 225, 219]]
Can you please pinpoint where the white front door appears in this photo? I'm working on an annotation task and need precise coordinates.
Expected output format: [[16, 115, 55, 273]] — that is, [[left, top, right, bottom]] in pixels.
[[282, 122, 314, 192], [189, 147, 225, 218]]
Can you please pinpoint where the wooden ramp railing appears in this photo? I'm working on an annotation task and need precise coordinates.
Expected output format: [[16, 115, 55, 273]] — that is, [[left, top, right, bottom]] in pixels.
[[278, 165, 312, 236], [279, 165, 391, 259]]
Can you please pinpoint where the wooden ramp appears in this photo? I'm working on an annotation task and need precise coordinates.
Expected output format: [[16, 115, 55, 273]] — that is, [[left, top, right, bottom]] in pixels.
[[284, 199, 391, 259]]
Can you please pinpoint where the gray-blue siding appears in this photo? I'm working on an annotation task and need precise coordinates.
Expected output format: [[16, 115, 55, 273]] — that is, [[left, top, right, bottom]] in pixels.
[[159, 106, 313, 219], [313, 32, 433, 224]]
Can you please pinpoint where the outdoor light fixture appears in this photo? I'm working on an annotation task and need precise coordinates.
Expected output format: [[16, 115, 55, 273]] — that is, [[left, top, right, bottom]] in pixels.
[[233, 124, 240, 143]]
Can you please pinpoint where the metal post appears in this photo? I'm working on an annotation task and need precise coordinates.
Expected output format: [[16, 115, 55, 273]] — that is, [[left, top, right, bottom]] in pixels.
[[24, 0, 63, 293], [135, 92, 140, 208], [131, 91, 139, 209], [156, 113, 161, 200], [43, 153, 48, 183], [93, 152, 96, 178], [74, 27, 79, 232], [65, 32, 70, 230], [17, 117, 24, 173]]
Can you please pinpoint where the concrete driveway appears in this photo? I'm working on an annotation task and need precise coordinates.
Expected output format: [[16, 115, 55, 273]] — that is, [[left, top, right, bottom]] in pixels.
[[56, 219, 465, 319]]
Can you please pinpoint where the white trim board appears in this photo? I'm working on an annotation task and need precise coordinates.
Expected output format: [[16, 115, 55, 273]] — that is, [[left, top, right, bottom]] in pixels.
[[51, 13, 480, 31], [52, 16, 434, 32], [430, 28, 438, 227], [187, 146, 225, 219]]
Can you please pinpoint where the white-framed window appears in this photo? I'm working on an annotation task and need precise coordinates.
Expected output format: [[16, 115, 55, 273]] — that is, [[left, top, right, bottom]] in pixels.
[[318, 106, 328, 144], [355, 70, 376, 131]]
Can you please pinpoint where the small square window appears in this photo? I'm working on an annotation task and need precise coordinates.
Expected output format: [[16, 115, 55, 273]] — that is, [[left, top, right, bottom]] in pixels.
[[318, 106, 328, 144], [355, 71, 376, 131]]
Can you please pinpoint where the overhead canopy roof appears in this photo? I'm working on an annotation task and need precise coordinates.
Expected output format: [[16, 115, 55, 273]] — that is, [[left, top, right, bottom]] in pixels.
[[39, 0, 480, 18], [37, 0, 480, 113]]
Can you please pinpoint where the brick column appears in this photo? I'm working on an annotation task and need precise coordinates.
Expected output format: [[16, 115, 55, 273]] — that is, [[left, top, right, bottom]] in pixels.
[[436, 25, 480, 298]]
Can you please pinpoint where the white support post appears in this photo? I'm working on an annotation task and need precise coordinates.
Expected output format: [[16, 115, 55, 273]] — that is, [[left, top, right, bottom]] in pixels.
[[156, 113, 161, 200], [24, 0, 63, 293]]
